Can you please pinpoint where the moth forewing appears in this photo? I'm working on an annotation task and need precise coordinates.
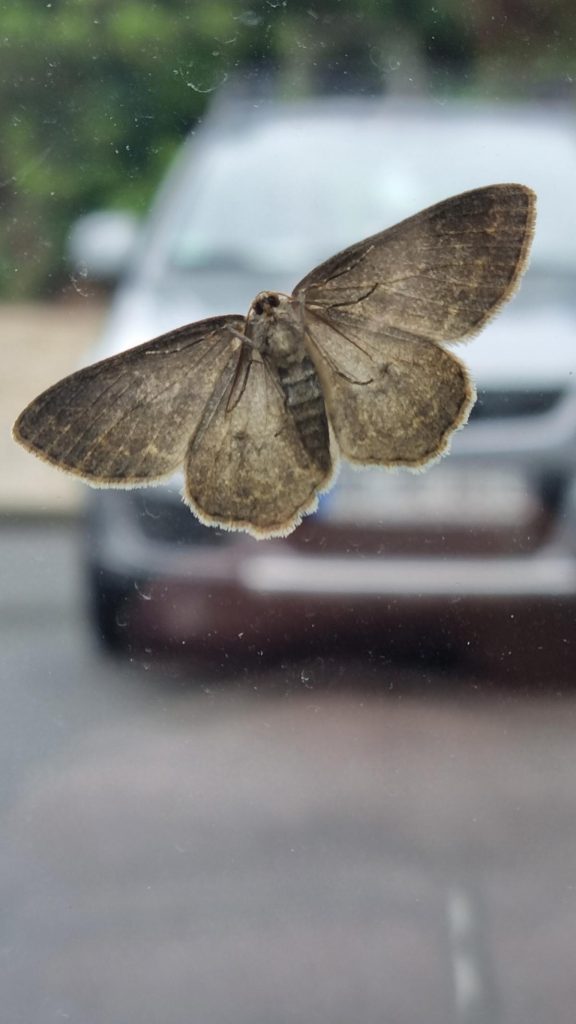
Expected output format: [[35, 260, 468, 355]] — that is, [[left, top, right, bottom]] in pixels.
[[439, 183, 536, 342], [295, 183, 536, 346], [12, 315, 246, 486]]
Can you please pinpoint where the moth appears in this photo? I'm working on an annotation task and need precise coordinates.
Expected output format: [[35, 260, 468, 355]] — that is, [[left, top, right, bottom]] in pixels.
[[14, 184, 535, 539]]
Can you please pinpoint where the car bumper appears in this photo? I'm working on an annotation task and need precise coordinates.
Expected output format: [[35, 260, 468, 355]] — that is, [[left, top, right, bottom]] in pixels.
[[237, 551, 576, 598], [89, 488, 576, 596], [119, 563, 576, 682], [85, 484, 576, 663]]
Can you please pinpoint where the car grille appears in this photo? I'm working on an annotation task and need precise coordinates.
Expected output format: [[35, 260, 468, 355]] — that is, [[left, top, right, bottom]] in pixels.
[[470, 388, 562, 421]]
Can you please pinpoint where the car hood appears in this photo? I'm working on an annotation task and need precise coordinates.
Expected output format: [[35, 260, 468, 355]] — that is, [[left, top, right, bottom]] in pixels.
[[92, 270, 287, 362], [94, 279, 576, 391], [465, 300, 576, 389]]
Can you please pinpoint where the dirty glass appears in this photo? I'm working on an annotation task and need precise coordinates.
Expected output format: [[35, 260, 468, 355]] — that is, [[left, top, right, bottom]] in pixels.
[[2, 3, 576, 1023], [169, 119, 576, 275]]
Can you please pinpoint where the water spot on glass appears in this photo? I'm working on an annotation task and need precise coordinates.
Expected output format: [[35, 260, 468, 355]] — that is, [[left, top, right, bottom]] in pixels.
[[369, 48, 401, 72], [234, 11, 262, 26], [185, 70, 229, 94], [69, 267, 90, 297], [134, 581, 153, 601], [369, 47, 383, 69], [142, 501, 160, 519]]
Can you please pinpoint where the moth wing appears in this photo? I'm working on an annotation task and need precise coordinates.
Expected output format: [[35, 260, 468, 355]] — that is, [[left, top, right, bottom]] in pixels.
[[304, 310, 475, 468], [184, 350, 335, 538], [13, 316, 246, 484], [296, 184, 534, 467], [295, 184, 536, 344]]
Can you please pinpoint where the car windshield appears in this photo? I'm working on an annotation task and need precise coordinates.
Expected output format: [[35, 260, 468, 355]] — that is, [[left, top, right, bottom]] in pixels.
[[167, 113, 576, 280]]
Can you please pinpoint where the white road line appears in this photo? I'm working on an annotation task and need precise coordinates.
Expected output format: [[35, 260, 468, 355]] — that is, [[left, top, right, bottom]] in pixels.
[[446, 882, 501, 1023]]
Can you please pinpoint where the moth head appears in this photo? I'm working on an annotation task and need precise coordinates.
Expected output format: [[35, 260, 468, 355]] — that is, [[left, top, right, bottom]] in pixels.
[[248, 291, 285, 320]]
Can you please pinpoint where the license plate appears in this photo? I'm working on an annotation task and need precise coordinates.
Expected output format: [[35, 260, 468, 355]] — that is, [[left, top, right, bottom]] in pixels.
[[319, 465, 536, 526]]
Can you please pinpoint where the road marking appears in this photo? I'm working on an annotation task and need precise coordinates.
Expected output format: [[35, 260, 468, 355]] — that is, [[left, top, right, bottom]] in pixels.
[[446, 882, 501, 1023]]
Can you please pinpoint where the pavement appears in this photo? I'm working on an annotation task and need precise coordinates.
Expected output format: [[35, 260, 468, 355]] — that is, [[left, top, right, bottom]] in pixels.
[[1, 299, 106, 515], [3, 521, 576, 1024]]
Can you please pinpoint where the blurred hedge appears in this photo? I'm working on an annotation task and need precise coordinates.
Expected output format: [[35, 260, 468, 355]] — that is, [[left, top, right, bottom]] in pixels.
[[0, 0, 573, 298]]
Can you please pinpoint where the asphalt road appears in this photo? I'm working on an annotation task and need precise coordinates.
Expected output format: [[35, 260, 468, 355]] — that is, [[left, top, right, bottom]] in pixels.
[[2, 521, 576, 1024]]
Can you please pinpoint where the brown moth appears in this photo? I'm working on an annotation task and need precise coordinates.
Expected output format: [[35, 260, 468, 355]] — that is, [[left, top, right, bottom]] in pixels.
[[13, 184, 536, 539]]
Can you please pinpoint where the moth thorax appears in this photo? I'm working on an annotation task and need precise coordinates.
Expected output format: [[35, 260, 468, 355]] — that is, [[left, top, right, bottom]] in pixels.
[[266, 320, 307, 368], [248, 295, 305, 368]]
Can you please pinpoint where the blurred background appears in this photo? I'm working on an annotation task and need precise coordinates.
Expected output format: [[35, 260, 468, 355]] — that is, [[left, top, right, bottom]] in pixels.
[[2, 2, 576, 1021]]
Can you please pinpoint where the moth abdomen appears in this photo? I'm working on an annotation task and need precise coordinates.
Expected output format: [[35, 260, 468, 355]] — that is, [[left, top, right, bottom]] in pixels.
[[278, 357, 331, 472]]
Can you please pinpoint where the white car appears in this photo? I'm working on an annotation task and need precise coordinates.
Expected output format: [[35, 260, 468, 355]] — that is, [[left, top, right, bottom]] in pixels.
[[70, 96, 576, 665]]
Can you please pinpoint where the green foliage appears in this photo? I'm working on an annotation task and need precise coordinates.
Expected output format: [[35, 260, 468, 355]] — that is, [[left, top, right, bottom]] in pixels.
[[1, 0, 238, 296], [0, 0, 573, 297]]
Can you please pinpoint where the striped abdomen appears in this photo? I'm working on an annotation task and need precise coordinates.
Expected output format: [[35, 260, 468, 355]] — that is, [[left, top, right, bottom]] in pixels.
[[278, 356, 331, 472]]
